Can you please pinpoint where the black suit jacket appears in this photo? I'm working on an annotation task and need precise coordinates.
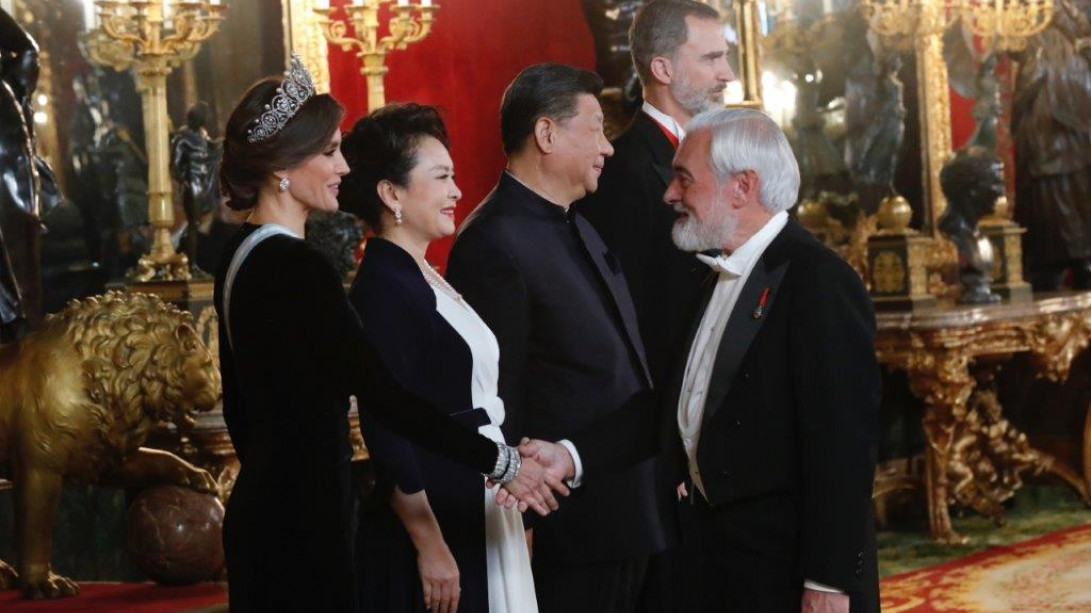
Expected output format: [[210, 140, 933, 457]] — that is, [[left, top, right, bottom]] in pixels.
[[664, 219, 881, 613], [447, 172, 672, 564], [577, 111, 707, 386]]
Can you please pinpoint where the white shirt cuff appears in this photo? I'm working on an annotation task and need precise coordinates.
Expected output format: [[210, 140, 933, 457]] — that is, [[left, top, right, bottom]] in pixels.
[[556, 439, 584, 488], [804, 579, 845, 594]]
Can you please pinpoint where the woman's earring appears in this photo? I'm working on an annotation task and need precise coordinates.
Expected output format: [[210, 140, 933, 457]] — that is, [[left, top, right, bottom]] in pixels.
[[278, 176, 290, 192], [394, 208, 403, 225]]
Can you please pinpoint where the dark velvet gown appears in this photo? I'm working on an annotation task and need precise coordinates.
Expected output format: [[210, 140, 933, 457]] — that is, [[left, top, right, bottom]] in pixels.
[[214, 224, 498, 613], [350, 238, 489, 613]]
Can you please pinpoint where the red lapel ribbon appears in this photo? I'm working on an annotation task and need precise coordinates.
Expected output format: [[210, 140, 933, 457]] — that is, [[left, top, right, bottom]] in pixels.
[[752, 287, 772, 319]]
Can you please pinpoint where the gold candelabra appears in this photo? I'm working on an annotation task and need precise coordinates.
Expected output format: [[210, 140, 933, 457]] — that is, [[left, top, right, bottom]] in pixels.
[[314, 0, 438, 112], [960, 0, 1053, 51], [862, 0, 956, 235], [83, 0, 226, 282]]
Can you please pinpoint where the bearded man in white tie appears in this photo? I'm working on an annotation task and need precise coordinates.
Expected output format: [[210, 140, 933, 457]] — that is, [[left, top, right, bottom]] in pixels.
[[660, 108, 881, 613]]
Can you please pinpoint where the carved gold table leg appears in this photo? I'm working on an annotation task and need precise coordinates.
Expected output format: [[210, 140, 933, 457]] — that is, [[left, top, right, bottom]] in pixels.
[[949, 361, 1089, 523], [907, 349, 974, 544], [1037, 453, 1091, 504], [1025, 310, 1091, 505]]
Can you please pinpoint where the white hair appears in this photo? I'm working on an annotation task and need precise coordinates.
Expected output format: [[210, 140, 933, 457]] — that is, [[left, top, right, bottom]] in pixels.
[[685, 108, 800, 214]]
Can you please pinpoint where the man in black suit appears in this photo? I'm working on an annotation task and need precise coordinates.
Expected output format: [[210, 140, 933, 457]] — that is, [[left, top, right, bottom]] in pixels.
[[579, 0, 733, 387], [577, 6, 734, 609], [446, 64, 670, 613], [662, 108, 880, 613]]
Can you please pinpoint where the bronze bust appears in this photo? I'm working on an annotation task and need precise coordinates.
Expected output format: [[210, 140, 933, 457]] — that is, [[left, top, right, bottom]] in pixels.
[[939, 146, 1006, 304]]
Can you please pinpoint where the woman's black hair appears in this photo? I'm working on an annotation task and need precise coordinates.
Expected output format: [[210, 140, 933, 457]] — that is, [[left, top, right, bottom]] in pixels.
[[338, 102, 450, 231]]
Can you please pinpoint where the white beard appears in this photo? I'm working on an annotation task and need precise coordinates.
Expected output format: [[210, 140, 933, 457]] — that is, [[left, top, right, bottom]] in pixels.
[[671, 204, 738, 252]]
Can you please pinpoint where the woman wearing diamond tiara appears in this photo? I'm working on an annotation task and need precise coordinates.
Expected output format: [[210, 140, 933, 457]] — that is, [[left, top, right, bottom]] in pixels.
[[214, 57, 562, 613], [340, 104, 540, 613]]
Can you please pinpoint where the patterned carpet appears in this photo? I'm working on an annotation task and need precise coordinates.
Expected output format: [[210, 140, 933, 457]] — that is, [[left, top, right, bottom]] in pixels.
[[881, 522, 1091, 612], [0, 583, 226, 613]]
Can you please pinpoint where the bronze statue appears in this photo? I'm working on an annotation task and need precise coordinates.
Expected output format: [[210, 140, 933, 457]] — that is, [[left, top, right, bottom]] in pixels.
[[94, 119, 150, 277], [0, 228, 20, 342], [68, 74, 109, 265], [0, 9, 36, 340], [1012, 0, 1091, 290], [0, 291, 221, 599], [939, 146, 1005, 304], [0, 8, 62, 338], [967, 53, 1001, 150], [306, 210, 364, 278], [845, 50, 907, 213], [170, 102, 220, 275]]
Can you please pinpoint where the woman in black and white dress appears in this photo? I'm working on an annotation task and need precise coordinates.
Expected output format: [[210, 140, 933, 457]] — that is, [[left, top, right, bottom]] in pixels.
[[214, 60, 554, 613], [342, 103, 541, 613]]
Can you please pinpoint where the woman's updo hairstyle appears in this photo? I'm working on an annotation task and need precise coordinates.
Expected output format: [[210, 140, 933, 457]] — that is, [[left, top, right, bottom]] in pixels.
[[338, 102, 450, 231], [219, 77, 344, 211]]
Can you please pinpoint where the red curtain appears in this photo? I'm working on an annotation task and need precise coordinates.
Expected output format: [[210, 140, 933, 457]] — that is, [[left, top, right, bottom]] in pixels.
[[328, 0, 597, 268]]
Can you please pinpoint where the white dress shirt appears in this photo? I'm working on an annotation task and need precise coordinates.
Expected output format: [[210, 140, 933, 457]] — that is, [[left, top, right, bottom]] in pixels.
[[675, 211, 842, 595], [677, 212, 788, 497], [642, 101, 686, 142]]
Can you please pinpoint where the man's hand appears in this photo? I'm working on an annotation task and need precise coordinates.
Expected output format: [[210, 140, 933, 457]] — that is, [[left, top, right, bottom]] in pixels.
[[518, 438, 576, 484], [676, 482, 688, 501], [801, 588, 849, 613], [496, 455, 568, 516]]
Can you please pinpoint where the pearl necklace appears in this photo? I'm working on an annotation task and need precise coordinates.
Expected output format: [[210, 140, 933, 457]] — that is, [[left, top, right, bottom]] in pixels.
[[417, 260, 464, 304]]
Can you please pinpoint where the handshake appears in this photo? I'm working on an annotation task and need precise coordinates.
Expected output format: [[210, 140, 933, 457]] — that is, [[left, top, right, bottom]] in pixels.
[[491, 439, 577, 516]]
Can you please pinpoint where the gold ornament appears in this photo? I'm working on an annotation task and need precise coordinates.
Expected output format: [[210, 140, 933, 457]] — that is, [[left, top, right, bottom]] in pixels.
[[0, 291, 222, 599], [873, 251, 908, 292], [877, 194, 915, 234], [796, 199, 830, 234], [314, 0, 438, 112]]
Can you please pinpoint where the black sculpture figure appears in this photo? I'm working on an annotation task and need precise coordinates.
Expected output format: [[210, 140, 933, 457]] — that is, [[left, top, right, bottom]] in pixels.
[[93, 118, 150, 278], [305, 211, 363, 279], [939, 146, 1005, 304], [967, 53, 1001, 150], [1012, 0, 1091, 291], [170, 102, 220, 275], [0, 8, 60, 340], [845, 49, 906, 213], [68, 74, 109, 265]]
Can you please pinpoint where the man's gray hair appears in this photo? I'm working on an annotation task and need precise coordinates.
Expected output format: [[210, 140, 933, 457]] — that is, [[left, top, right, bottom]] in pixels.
[[629, 0, 722, 86], [686, 108, 800, 214]]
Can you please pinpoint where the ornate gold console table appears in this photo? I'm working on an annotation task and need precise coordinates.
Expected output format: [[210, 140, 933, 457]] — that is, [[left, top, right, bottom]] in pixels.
[[876, 292, 1091, 543]]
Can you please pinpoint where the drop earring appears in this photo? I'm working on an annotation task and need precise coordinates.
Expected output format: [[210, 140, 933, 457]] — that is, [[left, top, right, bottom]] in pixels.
[[394, 208, 403, 226], [278, 176, 290, 192]]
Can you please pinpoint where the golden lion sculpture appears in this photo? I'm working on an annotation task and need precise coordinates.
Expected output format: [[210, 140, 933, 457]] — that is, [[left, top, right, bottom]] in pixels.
[[0, 291, 222, 599]]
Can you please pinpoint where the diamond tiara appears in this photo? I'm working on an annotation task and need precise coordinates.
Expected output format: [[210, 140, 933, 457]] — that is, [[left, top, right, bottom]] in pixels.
[[246, 53, 317, 143]]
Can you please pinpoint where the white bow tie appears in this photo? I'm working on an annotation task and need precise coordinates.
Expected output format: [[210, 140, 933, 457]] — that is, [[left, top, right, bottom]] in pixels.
[[696, 252, 742, 277]]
